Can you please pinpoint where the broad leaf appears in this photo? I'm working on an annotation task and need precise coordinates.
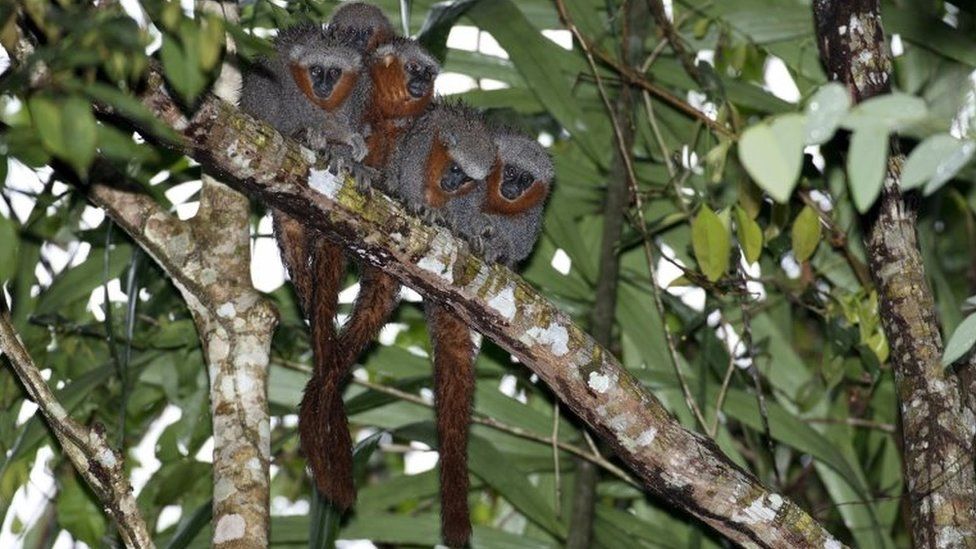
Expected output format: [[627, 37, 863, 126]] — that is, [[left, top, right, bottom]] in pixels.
[[900, 133, 975, 193], [692, 207, 731, 281], [738, 113, 805, 202], [804, 82, 850, 145], [791, 206, 822, 262], [734, 205, 763, 264], [848, 125, 889, 213], [943, 313, 976, 367]]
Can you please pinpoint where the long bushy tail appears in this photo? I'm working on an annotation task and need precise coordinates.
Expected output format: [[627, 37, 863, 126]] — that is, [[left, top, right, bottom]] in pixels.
[[427, 304, 477, 547], [338, 265, 400, 368], [292, 234, 355, 509]]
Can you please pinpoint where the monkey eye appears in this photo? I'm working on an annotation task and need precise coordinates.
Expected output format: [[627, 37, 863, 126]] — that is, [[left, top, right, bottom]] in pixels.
[[309, 65, 325, 81], [327, 67, 342, 80], [503, 166, 517, 180], [519, 172, 534, 188], [450, 163, 463, 174]]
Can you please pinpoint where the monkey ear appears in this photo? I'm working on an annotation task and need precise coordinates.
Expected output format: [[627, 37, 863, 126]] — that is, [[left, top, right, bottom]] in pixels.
[[382, 54, 395, 67]]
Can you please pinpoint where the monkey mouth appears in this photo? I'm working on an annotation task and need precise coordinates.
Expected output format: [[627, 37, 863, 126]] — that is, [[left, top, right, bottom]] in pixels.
[[501, 182, 523, 200], [407, 77, 431, 99]]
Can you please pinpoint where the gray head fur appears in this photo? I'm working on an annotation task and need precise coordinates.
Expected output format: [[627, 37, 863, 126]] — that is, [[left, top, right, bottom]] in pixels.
[[387, 102, 496, 216], [327, 2, 396, 52], [240, 23, 369, 153]]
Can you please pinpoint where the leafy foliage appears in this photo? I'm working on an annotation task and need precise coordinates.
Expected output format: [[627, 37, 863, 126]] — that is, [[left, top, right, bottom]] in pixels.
[[2, 0, 976, 547]]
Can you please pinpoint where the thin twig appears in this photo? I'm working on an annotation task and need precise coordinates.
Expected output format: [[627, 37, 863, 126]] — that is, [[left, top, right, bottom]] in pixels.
[[552, 401, 562, 517], [556, 0, 709, 432]]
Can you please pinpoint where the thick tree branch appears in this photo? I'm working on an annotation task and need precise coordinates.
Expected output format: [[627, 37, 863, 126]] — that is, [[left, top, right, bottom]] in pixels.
[[0, 302, 153, 549], [812, 1, 976, 545], [116, 73, 844, 546]]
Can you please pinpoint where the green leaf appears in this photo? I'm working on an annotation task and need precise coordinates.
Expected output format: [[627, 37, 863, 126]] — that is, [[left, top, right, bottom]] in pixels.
[[85, 83, 182, 143], [691, 207, 731, 282], [36, 244, 132, 315], [738, 113, 806, 203], [57, 474, 107, 547], [734, 205, 762, 264], [791, 206, 822, 262], [160, 34, 207, 103], [842, 93, 927, 132], [804, 82, 850, 145], [847, 125, 889, 213], [468, 435, 564, 537], [943, 313, 976, 367], [0, 216, 19, 283], [416, 0, 480, 62], [900, 133, 975, 193], [29, 95, 97, 175]]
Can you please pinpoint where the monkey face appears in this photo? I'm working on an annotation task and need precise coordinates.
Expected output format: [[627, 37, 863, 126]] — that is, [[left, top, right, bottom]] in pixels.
[[500, 165, 536, 200], [307, 64, 345, 99], [404, 60, 436, 99], [440, 161, 475, 192], [288, 46, 362, 111], [484, 134, 553, 216], [371, 40, 439, 118]]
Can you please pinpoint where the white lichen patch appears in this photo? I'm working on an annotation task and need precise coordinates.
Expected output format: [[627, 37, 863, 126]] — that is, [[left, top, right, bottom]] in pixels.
[[824, 537, 843, 549], [523, 322, 570, 357], [233, 335, 271, 369], [936, 527, 966, 547], [417, 233, 458, 283], [298, 145, 317, 164], [487, 285, 517, 321], [308, 168, 343, 199], [96, 447, 117, 468], [470, 331, 483, 350], [213, 513, 247, 543], [636, 428, 658, 447], [214, 477, 236, 502], [734, 496, 780, 525], [208, 336, 230, 362], [609, 413, 634, 433], [200, 267, 219, 285], [217, 302, 236, 318], [587, 372, 611, 393]]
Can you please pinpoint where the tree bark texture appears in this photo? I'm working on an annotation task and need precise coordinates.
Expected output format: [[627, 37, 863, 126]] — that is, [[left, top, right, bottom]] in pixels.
[[812, 1, 976, 546], [117, 74, 845, 547]]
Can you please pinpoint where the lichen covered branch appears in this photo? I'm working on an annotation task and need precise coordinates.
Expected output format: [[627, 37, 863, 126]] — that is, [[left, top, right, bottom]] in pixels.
[[121, 76, 844, 546]]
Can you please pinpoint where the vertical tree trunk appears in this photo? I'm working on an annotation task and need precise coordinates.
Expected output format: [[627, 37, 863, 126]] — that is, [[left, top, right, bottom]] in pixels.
[[812, 2, 976, 545]]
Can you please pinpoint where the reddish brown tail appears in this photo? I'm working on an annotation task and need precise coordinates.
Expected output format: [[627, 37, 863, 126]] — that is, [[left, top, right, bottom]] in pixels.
[[338, 265, 400, 369], [427, 304, 476, 547], [272, 211, 314, 314], [294, 236, 356, 509]]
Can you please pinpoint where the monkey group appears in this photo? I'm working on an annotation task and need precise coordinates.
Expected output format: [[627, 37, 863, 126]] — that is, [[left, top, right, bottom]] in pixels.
[[240, 3, 553, 546]]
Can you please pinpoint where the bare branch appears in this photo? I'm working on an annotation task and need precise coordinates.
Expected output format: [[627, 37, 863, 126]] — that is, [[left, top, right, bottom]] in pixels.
[[0, 303, 153, 549]]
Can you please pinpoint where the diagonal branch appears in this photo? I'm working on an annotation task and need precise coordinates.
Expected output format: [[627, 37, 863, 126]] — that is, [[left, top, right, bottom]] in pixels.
[[116, 71, 844, 546], [0, 301, 153, 549]]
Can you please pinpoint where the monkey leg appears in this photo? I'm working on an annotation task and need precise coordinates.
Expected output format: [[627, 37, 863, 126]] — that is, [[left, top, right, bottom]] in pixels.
[[297, 238, 357, 509], [337, 265, 401, 370], [427, 304, 477, 547]]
